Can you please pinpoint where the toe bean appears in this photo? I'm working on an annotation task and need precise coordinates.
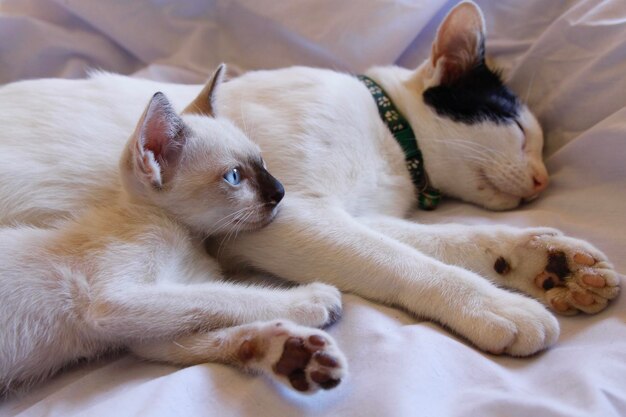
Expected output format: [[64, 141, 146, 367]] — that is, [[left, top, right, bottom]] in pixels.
[[574, 253, 596, 266], [550, 297, 571, 312], [582, 274, 606, 288]]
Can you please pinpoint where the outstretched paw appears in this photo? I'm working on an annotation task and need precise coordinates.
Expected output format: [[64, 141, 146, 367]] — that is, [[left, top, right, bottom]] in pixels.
[[238, 320, 347, 393], [517, 232, 620, 315], [465, 289, 560, 357], [287, 283, 343, 328]]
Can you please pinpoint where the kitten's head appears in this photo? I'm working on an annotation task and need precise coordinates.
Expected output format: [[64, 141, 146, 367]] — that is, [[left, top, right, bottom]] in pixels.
[[120, 65, 284, 235], [407, 1, 548, 210]]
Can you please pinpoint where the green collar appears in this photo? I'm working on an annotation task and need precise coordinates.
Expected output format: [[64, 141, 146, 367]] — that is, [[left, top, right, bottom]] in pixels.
[[357, 75, 441, 210]]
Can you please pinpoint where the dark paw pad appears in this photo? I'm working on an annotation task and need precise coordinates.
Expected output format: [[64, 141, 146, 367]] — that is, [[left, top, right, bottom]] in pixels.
[[238, 339, 261, 362], [545, 251, 570, 279], [311, 370, 340, 389], [494, 257, 511, 275], [273, 336, 341, 392]]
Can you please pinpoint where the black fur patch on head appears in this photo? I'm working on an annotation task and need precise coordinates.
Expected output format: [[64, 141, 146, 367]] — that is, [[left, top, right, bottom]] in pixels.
[[423, 62, 520, 125]]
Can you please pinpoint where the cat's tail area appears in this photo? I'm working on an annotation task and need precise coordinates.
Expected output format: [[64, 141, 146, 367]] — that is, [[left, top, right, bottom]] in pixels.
[[129, 319, 348, 393]]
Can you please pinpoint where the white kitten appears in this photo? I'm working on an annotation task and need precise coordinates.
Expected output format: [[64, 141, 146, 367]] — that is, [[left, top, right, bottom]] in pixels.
[[0, 0, 620, 379], [0, 66, 347, 395]]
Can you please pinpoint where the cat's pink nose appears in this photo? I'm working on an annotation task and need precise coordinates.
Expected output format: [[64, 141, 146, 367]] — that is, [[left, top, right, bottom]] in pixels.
[[523, 173, 549, 202], [532, 174, 548, 193]]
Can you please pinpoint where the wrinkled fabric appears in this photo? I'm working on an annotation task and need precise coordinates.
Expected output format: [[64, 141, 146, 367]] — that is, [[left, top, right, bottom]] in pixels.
[[0, 0, 625, 416]]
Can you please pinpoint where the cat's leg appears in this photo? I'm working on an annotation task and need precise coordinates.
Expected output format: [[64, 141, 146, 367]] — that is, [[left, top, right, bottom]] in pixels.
[[359, 216, 620, 315], [129, 319, 347, 393], [216, 199, 559, 356], [85, 280, 341, 341]]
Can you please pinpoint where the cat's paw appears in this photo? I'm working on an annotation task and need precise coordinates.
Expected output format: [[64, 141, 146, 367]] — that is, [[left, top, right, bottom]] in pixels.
[[286, 283, 342, 328], [523, 233, 621, 315], [464, 290, 560, 356], [238, 320, 347, 393], [493, 229, 622, 314]]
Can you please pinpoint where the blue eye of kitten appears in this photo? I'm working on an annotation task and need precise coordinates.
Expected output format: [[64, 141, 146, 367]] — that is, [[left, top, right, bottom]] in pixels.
[[223, 168, 241, 185]]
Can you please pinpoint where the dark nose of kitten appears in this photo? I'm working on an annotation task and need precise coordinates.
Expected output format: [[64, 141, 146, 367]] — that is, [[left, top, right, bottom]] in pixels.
[[269, 177, 285, 206], [260, 169, 285, 206]]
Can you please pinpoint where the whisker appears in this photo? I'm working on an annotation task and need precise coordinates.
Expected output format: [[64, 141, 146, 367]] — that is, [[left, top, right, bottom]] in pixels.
[[204, 209, 251, 237], [215, 203, 265, 257], [429, 156, 494, 169], [232, 209, 255, 243], [202, 203, 266, 243], [206, 203, 264, 234], [434, 138, 509, 159], [214, 206, 252, 224], [238, 101, 253, 139]]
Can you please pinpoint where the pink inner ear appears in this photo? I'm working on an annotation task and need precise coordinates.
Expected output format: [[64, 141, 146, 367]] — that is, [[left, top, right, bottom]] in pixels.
[[432, 2, 485, 84], [141, 93, 185, 166], [143, 114, 170, 161]]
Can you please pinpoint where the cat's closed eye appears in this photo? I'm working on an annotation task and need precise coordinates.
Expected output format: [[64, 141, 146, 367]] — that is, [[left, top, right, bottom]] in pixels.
[[223, 168, 242, 185], [514, 120, 527, 150]]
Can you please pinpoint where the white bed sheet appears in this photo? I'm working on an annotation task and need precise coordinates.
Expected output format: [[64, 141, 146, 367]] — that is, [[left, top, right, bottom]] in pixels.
[[0, 0, 625, 416]]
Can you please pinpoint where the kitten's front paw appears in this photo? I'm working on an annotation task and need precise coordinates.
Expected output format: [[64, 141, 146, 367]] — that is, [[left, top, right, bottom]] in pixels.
[[497, 230, 621, 315], [287, 283, 342, 328], [239, 320, 347, 393]]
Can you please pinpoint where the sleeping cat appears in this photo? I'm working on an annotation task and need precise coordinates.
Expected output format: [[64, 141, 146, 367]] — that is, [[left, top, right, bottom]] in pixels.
[[0, 66, 347, 394], [0, 0, 620, 369]]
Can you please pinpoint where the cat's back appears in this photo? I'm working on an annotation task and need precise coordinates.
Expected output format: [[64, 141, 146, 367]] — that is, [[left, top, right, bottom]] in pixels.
[[217, 67, 413, 216], [0, 68, 414, 222], [0, 75, 194, 225]]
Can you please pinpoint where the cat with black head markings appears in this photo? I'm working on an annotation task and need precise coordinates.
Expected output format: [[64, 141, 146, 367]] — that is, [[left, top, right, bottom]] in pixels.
[[212, 1, 618, 352], [0, 0, 620, 370], [0, 65, 347, 395]]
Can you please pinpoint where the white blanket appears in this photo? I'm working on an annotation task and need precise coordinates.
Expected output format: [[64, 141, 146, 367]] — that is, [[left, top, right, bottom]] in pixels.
[[1, 0, 625, 416]]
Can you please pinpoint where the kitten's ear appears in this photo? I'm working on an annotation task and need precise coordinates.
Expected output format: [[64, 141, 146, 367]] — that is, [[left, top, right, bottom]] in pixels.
[[131, 92, 185, 189], [428, 1, 486, 86], [183, 63, 227, 117]]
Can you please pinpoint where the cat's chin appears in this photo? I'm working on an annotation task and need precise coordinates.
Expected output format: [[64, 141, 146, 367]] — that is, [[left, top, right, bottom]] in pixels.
[[478, 186, 524, 211], [479, 197, 523, 211], [473, 171, 526, 211], [472, 185, 523, 211]]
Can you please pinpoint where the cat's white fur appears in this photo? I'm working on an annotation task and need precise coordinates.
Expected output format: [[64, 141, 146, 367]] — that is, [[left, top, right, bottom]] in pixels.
[[0, 67, 347, 393], [0, 0, 620, 391]]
